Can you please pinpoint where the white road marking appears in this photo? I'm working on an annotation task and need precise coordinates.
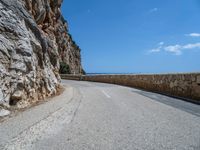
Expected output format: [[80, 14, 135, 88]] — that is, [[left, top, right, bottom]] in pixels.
[[101, 90, 111, 98]]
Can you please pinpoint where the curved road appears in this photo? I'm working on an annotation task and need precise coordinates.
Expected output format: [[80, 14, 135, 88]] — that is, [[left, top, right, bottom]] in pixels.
[[0, 80, 200, 150]]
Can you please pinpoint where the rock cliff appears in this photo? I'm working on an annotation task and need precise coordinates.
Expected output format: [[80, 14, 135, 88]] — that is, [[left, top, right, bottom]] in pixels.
[[0, 0, 82, 108]]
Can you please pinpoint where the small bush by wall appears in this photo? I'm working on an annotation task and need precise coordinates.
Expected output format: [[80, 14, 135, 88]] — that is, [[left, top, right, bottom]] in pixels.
[[59, 62, 71, 74]]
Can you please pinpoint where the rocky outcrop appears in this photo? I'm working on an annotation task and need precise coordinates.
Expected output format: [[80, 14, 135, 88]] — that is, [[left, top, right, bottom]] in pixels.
[[0, 0, 82, 108]]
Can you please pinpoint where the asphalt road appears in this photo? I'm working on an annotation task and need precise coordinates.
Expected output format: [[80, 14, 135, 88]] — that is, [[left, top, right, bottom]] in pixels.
[[0, 80, 200, 150]]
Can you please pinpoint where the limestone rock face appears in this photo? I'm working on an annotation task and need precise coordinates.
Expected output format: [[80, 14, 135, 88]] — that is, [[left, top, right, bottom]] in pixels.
[[0, 0, 82, 107]]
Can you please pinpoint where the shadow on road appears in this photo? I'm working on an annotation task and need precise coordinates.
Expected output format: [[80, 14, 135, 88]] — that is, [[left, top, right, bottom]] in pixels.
[[133, 90, 200, 117]]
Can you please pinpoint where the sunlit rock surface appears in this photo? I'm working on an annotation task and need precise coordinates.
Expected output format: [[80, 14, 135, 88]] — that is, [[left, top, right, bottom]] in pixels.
[[0, 0, 82, 108]]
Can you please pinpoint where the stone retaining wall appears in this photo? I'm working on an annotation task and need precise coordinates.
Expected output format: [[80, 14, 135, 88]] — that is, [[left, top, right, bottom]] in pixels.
[[61, 73, 200, 102]]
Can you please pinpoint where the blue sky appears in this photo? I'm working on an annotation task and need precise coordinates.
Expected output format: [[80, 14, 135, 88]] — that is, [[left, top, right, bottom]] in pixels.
[[62, 0, 200, 73]]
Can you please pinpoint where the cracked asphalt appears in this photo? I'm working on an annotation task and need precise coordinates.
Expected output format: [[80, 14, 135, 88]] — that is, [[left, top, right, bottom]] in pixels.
[[0, 80, 200, 150]]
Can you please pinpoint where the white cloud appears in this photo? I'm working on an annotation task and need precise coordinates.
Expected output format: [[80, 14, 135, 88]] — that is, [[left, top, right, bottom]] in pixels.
[[183, 43, 200, 49], [149, 42, 200, 55], [164, 45, 182, 55], [159, 42, 164, 45], [186, 33, 200, 37], [149, 8, 158, 13], [149, 48, 161, 53], [148, 42, 164, 53]]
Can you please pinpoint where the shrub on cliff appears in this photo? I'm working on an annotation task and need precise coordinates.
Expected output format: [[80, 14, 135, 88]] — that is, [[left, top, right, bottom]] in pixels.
[[81, 69, 86, 75], [59, 62, 71, 74]]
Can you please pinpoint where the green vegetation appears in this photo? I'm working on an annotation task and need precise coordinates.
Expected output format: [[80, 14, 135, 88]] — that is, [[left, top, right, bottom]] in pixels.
[[81, 69, 86, 75], [59, 62, 71, 74]]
